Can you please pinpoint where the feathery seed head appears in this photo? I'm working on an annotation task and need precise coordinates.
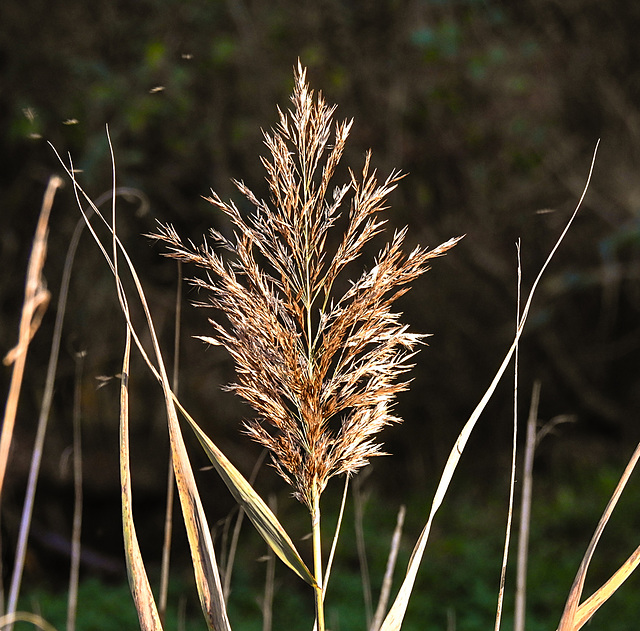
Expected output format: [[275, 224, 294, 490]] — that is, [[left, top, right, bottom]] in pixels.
[[153, 63, 462, 508]]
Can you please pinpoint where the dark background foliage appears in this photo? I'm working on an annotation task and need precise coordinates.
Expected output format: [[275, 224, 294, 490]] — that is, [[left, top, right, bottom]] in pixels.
[[2, 0, 640, 623]]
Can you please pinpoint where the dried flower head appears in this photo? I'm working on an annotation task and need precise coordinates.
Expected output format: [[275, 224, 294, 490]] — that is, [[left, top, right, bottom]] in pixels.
[[154, 62, 461, 508]]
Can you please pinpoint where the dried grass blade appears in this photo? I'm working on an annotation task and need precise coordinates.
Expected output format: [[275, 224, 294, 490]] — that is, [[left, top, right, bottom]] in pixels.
[[0, 175, 59, 496], [111, 217, 232, 631], [174, 399, 316, 587], [114, 248, 231, 631], [379, 142, 599, 631], [570, 543, 640, 630], [120, 328, 163, 631], [159, 263, 182, 622], [162, 396, 231, 631], [556, 440, 640, 631]]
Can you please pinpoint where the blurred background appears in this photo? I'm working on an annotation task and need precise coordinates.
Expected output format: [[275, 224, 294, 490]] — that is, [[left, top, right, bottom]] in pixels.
[[2, 0, 640, 629]]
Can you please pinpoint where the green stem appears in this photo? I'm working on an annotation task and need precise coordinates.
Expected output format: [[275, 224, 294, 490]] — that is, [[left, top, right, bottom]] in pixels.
[[311, 476, 325, 631]]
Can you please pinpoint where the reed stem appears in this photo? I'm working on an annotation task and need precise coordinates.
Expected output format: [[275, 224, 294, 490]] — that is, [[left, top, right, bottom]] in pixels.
[[311, 476, 325, 631]]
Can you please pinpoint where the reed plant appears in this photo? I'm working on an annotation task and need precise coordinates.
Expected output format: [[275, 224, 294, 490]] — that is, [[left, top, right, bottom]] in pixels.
[[152, 62, 460, 630], [3, 61, 640, 631]]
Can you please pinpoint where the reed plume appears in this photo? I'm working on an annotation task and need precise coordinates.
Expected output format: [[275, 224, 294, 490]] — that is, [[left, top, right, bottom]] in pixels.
[[153, 63, 460, 510]]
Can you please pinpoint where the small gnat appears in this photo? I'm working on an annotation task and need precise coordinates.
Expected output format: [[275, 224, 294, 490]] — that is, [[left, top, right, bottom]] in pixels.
[[22, 107, 37, 122], [149, 86, 165, 93], [63, 118, 79, 125]]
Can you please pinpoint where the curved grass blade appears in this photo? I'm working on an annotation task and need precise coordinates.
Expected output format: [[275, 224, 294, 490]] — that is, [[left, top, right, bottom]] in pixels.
[[379, 141, 599, 631], [174, 399, 316, 588], [0, 172, 56, 489], [120, 328, 164, 631], [0, 612, 58, 631]]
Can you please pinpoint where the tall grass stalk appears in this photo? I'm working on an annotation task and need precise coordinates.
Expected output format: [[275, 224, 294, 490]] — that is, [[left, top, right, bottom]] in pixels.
[[354, 476, 373, 627], [370, 504, 406, 631], [262, 494, 277, 631], [494, 240, 522, 631]]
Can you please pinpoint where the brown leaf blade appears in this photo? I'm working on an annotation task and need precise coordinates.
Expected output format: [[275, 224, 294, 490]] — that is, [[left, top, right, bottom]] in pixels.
[[119, 330, 163, 631]]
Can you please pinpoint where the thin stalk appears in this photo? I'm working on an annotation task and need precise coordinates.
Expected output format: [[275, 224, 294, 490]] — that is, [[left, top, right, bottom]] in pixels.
[[322, 474, 350, 601], [311, 476, 325, 631], [354, 477, 373, 627], [514, 381, 541, 631], [495, 240, 522, 631], [370, 504, 406, 631], [262, 494, 277, 631], [159, 457, 175, 623], [223, 448, 269, 600], [67, 349, 85, 631]]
